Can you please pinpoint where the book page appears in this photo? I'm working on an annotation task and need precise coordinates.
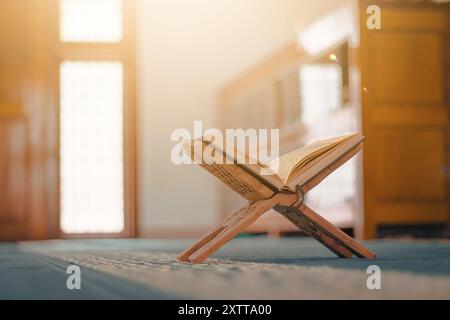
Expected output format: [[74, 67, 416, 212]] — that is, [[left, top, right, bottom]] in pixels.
[[286, 133, 364, 188], [269, 133, 357, 183]]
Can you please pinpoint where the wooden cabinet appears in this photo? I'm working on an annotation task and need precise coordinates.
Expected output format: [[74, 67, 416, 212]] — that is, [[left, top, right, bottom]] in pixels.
[[359, 1, 450, 238]]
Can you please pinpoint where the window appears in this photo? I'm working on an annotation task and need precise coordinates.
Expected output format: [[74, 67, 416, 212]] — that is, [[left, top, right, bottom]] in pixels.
[[299, 64, 342, 123], [60, 0, 122, 42], [60, 61, 124, 233], [58, 0, 135, 235], [299, 61, 356, 227]]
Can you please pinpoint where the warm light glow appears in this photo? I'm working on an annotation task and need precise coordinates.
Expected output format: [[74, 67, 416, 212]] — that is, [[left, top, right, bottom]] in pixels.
[[60, 61, 124, 233], [60, 0, 122, 42], [297, 6, 354, 55]]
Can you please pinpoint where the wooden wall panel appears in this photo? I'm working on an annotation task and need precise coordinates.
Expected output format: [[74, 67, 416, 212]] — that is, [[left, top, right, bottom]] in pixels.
[[381, 8, 447, 31], [371, 106, 447, 127], [373, 130, 445, 201], [26, 0, 59, 239], [371, 33, 443, 104], [4, 122, 28, 221]]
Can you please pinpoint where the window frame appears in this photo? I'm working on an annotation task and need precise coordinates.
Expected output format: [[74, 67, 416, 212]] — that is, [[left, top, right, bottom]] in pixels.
[[56, 0, 137, 238]]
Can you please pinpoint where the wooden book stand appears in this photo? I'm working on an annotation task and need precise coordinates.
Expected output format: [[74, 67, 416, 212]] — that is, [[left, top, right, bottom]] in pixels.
[[178, 144, 376, 263]]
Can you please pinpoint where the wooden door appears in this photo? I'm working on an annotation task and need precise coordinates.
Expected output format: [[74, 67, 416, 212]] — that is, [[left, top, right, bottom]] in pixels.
[[0, 0, 136, 240], [358, 1, 450, 238], [0, 0, 61, 240], [0, 107, 28, 240]]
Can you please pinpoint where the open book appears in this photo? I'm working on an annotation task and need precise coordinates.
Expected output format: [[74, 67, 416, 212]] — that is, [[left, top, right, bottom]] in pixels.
[[185, 132, 364, 201]]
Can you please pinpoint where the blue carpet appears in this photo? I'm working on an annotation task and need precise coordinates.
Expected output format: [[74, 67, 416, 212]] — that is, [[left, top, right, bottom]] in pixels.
[[1, 238, 450, 299]]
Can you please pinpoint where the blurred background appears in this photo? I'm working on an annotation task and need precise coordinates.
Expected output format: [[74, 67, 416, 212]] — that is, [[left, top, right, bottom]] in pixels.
[[0, 0, 449, 242]]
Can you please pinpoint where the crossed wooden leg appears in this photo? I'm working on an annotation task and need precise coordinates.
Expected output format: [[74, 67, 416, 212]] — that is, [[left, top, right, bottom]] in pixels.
[[274, 203, 353, 258], [178, 192, 297, 263], [178, 191, 375, 263], [275, 202, 375, 259]]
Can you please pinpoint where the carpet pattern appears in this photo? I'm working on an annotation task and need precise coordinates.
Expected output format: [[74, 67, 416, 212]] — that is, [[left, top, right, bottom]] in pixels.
[[24, 238, 450, 299]]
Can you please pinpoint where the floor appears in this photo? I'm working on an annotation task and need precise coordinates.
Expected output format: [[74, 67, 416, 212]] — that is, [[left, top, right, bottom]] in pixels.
[[1, 238, 450, 299]]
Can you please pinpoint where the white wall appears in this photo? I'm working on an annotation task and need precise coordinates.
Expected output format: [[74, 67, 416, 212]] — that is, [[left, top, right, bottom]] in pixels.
[[136, 0, 347, 235]]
